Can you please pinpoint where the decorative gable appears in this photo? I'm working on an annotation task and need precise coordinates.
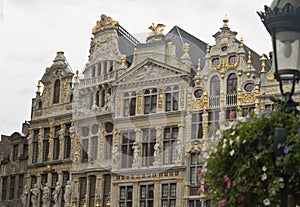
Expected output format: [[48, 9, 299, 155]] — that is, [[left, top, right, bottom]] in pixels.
[[114, 59, 190, 86]]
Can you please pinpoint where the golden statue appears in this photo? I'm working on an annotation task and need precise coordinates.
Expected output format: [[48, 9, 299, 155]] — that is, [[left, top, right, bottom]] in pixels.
[[148, 23, 166, 35], [92, 14, 118, 34]]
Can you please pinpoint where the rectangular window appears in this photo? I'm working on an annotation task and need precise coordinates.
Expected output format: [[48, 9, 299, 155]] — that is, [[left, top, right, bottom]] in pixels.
[[191, 113, 203, 140], [64, 123, 71, 159], [121, 131, 135, 168], [103, 174, 111, 207], [9, 176, 15, 200], [225, 108, 236, 121], [79, 177, 87, 207], [51, 173, 58, 190], [42, 128, 50, 162], [32, 129, 39, 163], [140, 184, 154, 207], [53, 125, 61, 160], [81, 139, 89, 162], [161, 183, 176, 207], [123, 92, 136, 117], [119, 186, 133, 207], [31, 176, 37, 189], [13, 144, 18, 161], [144, 89, 157, 114], [163, 126, 178, 164], [189, 200, 201, 207], [208, 110, 220, 137], [41, 174, 48, 188], [104, 135, 113, 159], [190, 153, 202, 196], [2, 177, 7, 201], [23, 144, 28, 157], [89, 176, 96, 207], [142, 128, 156, 166], [91, 136, 98, 160], [165, 87, 179, 112], [18, 175, 24, 198]]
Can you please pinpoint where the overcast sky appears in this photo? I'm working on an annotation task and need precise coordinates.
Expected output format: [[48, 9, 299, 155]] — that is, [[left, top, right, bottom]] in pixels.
[[0, 0, 273, 135]]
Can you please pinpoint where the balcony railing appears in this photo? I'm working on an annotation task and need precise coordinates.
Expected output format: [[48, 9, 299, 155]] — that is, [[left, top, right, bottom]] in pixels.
[[79, 71, 116, 88], [209, 96, 220, 108], [225, 93, 237, 106]]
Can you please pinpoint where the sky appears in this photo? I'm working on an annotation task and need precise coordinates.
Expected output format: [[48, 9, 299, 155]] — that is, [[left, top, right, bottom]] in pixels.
[[0, 0, 274, 135]]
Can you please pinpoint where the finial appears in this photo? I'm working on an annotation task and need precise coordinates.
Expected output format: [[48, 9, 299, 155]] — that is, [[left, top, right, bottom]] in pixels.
[[75, 70, 79, 82], [120, 55, 126, 67], [247, 51, 252, 69], [260, 54, 267, 73], [36, 80, 41, 94], [206, 43, 210, 53], [197, 59, 201, 74], [223, 14, 229, 26], [183, 43, 190, 55], [240, 38, 244, 47]]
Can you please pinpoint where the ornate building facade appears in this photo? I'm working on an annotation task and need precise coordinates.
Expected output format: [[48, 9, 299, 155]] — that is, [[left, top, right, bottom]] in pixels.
[[1, 14, 299, 207]]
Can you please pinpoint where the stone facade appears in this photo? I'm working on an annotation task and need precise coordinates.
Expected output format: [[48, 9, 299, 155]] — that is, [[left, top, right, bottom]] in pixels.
[[0, 124, 28, 207], [1, 14, 299, 207]]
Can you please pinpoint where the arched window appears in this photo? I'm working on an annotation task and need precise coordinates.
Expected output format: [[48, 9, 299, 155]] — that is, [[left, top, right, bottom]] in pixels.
[[69, 94, 73, 103], [38, 100, 42, 109], [53, 79, 60, 104], [227, 73, 237, 94], [96, 91, 100, 106], [209, 75, 220, 107], [226, 73, 237, 105]]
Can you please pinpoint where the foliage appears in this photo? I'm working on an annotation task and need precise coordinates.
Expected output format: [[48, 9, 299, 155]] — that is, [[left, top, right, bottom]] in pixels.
[[204, 106, 300, 206]]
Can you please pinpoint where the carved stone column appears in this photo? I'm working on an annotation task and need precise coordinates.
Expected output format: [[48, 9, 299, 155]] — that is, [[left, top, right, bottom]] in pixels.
[[95, 174, 102, 205], [59, 122, 65, 160], [202, 111, 208, 139], [176, 124, 185, 165], [176, 178, 184, 207], [71, 177, 79, 207], [132, 181, 139, 207], [153, 179, 160, 207], [48, 123, 54, 161], [38, 126, 43, 163], [27, 128, 33, 164], [36, 173, 42, 207]]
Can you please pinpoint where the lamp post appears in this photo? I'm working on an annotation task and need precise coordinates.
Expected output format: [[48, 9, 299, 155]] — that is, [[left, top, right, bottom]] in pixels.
[[258, 0, 300, 113], [258, 1, 300, 206]]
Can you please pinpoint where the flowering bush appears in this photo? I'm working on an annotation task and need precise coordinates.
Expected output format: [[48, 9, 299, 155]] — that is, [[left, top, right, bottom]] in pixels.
[[204, 107, 300, 206]]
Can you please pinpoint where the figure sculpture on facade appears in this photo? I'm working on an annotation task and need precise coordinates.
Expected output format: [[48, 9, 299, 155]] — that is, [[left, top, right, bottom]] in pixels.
[[176, 139, 183, 164], [30, 183, 40, 207], [21, 185, 29, 206], [104, 92, 111, 111], [64, 181, 72, 206], [153, 143, 160, 165], [42, 183, 51, 207], [112, 144, 120, 166], [52, 182, 61, 207], [132, 142, 140, 166]]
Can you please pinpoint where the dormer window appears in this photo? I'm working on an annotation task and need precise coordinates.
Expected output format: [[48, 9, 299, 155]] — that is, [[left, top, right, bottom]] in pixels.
[[229, 55, 237, 64], [53, 79, 60, 104], [212, 58, 220, 66]]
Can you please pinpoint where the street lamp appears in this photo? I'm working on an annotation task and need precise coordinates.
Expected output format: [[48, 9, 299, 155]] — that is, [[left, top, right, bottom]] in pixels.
[[258, 0, 300, 112]]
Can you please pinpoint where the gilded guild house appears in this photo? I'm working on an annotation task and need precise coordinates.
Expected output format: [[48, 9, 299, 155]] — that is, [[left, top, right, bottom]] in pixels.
[[0, 14, 299, 207]]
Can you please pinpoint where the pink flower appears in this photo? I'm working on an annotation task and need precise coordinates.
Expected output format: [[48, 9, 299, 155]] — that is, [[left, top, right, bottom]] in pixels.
[[224, 175, 229, 183], [196, 167, 202, 176], [218, 199, 227, 207], [229, 111, 235, 119], [237, 195, 246, 203], [227, 181, 231, 189]]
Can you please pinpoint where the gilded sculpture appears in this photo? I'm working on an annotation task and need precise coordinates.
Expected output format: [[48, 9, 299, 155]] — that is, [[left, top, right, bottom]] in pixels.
[[148, 23, 166, 35], [92, 14, 118, 34]]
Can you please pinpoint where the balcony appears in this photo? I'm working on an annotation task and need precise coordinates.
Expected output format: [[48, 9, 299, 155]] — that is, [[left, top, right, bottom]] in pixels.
[[79, 71, 116, 88]]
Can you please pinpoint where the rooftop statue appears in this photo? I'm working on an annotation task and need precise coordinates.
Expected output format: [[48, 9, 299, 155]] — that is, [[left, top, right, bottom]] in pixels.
[[148, 23, 166, 35]]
